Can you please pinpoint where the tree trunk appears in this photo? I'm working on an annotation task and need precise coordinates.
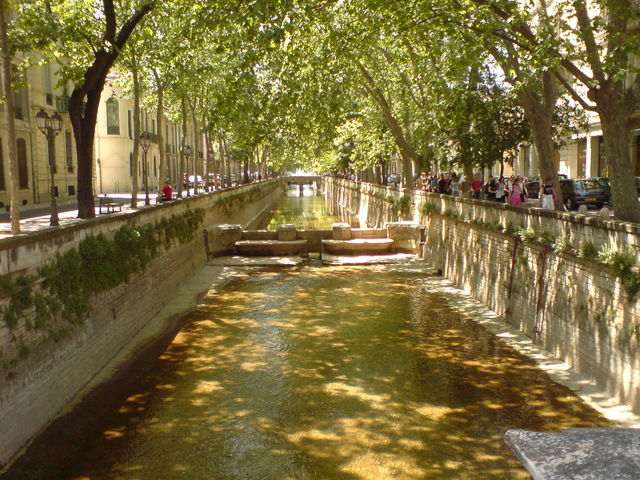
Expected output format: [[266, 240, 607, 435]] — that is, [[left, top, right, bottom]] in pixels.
[[68, 3, 152, 218], [154, 71, 166, 190], [69, 0, 153, 218], [188, 99, 200, 194], [595, 88, 640, 222], [356, 62, 419, 188], [130, 54, 140, 208], [0, 0, 19, 233], [516, 74, 565, 210], [179, 96, 187, 197]]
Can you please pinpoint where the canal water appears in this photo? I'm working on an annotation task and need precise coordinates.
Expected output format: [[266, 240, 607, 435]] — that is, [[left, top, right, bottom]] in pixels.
[[262, 185, 364, 230], [2, 188, 610, 480]]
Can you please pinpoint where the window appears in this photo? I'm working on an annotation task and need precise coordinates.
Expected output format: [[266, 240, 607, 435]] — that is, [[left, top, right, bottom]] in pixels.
[[128, 110, 132, 139], [43, 63, 53, 106], [152, 119, 155, 135], [577, 138, 587, 178], [68, 185, 75, 195], [153, 155, 157, 177], [129, 152, 133, 177], [65, 131, 73, 173], [17, 138, 28, 189], [106, 97, 120, 135], [0, 139, 5, 190], [598, 136, 608, 177], [12, 65, 27, 120]]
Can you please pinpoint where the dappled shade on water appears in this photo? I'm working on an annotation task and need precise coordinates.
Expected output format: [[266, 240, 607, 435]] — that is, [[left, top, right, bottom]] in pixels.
[[4, 267, 609, 480]]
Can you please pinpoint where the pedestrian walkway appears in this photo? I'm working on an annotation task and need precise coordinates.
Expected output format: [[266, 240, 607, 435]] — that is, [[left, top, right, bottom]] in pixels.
[[0, 192, 160, 240]]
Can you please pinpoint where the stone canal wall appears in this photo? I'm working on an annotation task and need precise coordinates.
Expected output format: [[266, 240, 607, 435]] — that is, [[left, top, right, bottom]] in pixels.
[[0, 180, 282, 469], [325, 177, 640, 413]]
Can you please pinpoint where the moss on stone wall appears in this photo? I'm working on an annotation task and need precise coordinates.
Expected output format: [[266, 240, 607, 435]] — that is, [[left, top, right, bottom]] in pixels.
[[0, 208, 205, 369]]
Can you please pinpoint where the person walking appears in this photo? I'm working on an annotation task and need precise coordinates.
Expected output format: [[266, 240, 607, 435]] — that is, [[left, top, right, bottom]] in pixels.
[[437, 173, 449, 194], [460, 176, 471, 197], [471, 175, 484, 199], [495, 177, 507, 203], [450, 174, 461, 196], [485, 175, 498, 201], [509, 177, 524, 206], [539, 177, 555, 210]]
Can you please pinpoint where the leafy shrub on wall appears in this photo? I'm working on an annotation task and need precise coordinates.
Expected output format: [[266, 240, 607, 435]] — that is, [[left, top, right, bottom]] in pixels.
[[0, 208, 205, 368]]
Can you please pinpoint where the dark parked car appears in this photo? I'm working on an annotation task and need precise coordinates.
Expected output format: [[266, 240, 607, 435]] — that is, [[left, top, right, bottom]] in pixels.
[[524, 174, 568, 199], [387, 174, 402, 187], [591, 177, 612, 205], [524, 177, 540, 198], [560, 178, 610, 210]]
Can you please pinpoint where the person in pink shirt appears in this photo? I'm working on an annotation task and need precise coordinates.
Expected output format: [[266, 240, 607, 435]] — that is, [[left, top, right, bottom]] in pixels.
[[510, 177, 523, 206]]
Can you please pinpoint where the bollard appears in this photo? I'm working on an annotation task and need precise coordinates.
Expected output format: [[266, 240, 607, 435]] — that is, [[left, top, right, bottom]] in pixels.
[[332, 222, 351, 240], [277, 224, 297, 241], [206, 224, 242, 257], [385, 221, 422, 253]]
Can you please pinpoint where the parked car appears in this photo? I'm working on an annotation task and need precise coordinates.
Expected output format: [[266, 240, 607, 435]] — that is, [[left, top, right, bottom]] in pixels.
[[387, 174, 402, 187], [590, 177, 612, 205], [524, 177, 540, 198], [524, 174, 567, 199], [560, 178, 610, 209]]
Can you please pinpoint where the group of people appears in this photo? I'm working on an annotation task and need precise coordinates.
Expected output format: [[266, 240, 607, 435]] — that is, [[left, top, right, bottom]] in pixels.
[[418, 172, 556, 210]]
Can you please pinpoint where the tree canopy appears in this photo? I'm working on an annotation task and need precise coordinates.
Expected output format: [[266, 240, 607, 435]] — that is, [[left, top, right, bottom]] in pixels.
[[11, 0, 640, 219]]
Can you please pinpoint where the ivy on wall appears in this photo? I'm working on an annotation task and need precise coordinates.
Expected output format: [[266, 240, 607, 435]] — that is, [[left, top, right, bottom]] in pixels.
[[0, 208, 205, 368], [419, 201, 640, 302]]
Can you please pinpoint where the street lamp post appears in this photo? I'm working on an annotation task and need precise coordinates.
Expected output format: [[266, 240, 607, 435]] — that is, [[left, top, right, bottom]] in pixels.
[[36, 109, 63, 226], [207, 146, 214, 192], [140, 133, 151, 206], [182, 144, 192, 197]]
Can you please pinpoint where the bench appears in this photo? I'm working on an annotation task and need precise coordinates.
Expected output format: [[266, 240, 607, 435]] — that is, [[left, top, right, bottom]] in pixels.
[[321, 238, 394, 255], [97, 196, 123, 214]]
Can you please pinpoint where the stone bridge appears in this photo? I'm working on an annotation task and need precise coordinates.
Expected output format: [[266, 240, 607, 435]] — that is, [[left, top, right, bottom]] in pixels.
[[284, 175, 323, 187]]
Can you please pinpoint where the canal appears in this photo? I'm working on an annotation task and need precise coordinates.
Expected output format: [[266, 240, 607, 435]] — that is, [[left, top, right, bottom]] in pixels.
[[1, 187, 610, 480]]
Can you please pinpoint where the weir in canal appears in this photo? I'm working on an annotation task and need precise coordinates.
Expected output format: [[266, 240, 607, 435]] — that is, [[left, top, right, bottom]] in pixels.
[[1, 184, 612, 480]]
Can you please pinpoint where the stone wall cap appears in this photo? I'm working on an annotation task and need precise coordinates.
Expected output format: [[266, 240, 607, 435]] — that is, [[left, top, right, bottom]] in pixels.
[[277, 224, 297, 231], [217, 224, 243, 230], [385, 221, 420, 227], [505, 428, 640, 479], [332, 222, 351, 228]]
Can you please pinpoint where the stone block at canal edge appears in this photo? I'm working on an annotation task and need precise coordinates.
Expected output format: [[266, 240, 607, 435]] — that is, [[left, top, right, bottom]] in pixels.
[[505, 428, 640, 479], [332, 222, 351, 240], [385, 221, 424, 253], [206, 224, 243, 257], [321, 238, 394, 255], [277, 224, 297, 241], [235, 239, 308, 256]]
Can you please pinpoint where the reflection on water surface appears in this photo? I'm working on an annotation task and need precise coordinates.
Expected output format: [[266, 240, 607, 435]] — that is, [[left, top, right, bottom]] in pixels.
[[5, 267, 609, 480], [263, 186, 364, 230]]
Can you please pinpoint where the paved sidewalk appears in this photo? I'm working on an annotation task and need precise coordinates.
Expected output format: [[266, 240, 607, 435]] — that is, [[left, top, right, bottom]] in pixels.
[[0, 190, 215, 240], [0, 193, 159, 240]]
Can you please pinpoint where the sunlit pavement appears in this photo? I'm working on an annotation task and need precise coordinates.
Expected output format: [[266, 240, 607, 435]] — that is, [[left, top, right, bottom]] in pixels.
[[0, 189, 206, 239]]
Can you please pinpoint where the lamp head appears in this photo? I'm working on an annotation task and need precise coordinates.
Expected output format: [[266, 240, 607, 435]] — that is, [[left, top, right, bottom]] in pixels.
[[36, 109, 49, 132], [50, 112, 63, 133]]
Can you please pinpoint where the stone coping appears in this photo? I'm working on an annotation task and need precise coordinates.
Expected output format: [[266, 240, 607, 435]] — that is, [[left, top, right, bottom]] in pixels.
[[505, 428, 640, 479], [236, 240, 308, 245], [328, 177, 640, 234], [322, 238, 394, 245]]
